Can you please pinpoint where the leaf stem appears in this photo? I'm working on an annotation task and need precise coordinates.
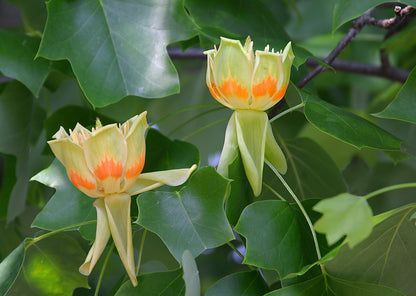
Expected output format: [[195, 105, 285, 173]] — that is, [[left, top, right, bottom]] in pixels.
[[227, 242, 256, 271], [181, 117, 228, 140], [265, 160, 322, 260], [150, 104, 222, 127], [269, 102, 305, 123], [135, 229, 147, 275], [25, 220, 96, 250], [263, 182, 286, 201], [364, 183, 416, 200], [94, 243, 115, 296]]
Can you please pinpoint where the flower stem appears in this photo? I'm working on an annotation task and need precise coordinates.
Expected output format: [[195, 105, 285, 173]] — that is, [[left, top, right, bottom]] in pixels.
[[269, 102, 305, 123], [364, 183, 416, 200], [94, 243, 115, 296], [265, 160, 322, 260], [25, 220, 96, 250], [136, 229, 147, 276]]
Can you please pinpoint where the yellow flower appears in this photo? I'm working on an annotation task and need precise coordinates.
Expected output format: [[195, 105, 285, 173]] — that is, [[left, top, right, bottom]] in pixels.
[[205, 37, 294, 196], [48, 112, 197, 286]]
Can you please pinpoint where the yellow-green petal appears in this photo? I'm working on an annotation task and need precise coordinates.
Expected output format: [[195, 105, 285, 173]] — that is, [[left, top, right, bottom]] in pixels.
[[126, 165, 197, 195], [83, 125, 127, 194], [104, 193, 137, 287], [281, 42, 294, 87], [48, 137, 103, 197], [217, 112, 238, 177], [265, 121, 287, 174], [79, 198, 110, 275], [213, 37, 252, 109], [121, 112, 148, 192], [234, 110, 268, 196]]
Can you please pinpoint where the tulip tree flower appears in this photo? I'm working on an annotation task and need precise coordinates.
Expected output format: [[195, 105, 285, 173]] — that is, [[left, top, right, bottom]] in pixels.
[[48, 111, 197, 286], [205, 37, 294, 196]]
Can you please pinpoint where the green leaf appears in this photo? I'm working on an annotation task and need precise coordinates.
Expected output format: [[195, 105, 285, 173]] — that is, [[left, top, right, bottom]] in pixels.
[[265, 274, 405, 296], [303, 92, 401, 150], [225, 150, 254, 225], [205, 271, 269, 296], [7, 0, 47, 33], [8, 234, 88, 296], [37, 0, 196, 107], [0, 242, 25, 296], [325, 204, 416, 296], [0, 82, 48, 221], [263, 137, 346, 201], [114, 269, 185, 295], [144, 129, 200, 173], [375, 66, 416, 124], [234, 200, 317, 278], [332, 0, 416, 32], [182, 250, 200, 296], [313, 193, 373, 248], [31, 159, 96, 231], [136, 167, 234, 262], [0, 30, 51, 96]]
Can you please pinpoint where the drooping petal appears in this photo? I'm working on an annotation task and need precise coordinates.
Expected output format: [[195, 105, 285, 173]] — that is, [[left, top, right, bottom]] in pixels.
[[250, 51, 283, 111], [234, 110, 268, 196], [103, 193, 137, 286], [83, 125, 127, 194], [213, 37, 252, 109], [126, 165, 197, 196], [48, 137, 103, 197], [265, 121, 287, 174], [79, 198, 111, 275], [217, 112, 238, 177], [121, 112, 148, 192]]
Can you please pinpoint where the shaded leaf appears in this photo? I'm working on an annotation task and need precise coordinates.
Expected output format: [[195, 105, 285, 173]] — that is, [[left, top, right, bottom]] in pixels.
[[8, 234, 88, 296], [263, 137, 346, 201], [31, 159, 96, 231], [265, 274, 405, 296], [0, 82, 48, 221], [325, 204, 416, 296], [182, 250, 200, 296], [0, 30, 50, 96], [313, 193, 373, 247], [7, 0, 47, 33], [332, 0, 416, 32], [114, 269, 185, 296], [0, 241, 25, 296], [303, 92, 401, 150], [38, 0, 196, 107], [136, 167, 234, 262], [205, 271, 269, 296], [375, 66, 416, 124], [234, 200, 317, 278]]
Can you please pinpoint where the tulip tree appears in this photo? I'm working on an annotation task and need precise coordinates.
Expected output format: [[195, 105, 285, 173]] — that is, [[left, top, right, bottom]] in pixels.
[[1, 0, 416, 295]]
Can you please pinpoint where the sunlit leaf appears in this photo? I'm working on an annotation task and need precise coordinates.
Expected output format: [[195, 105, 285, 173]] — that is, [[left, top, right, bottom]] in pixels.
[[375, 66, 416, 124], [8, 235, 88, 296], [265, 274, 405, 295], [205, 271, 269, 296], [114, 269, 185, 295], [234, 200, 318, 278], [31, 159, 96, 231], [0, 31, 50, 96], [0, 241, 25, 296], [182, 250, 200, 296], [303, 92, 401, 150], [313, 193, 373, 247], [325, 204, 416, 296], [136, 167, 234, 262], [37, 0, 196, 107]]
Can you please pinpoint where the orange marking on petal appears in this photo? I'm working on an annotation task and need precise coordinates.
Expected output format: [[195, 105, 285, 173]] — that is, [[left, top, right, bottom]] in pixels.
[[94, 154, 124, 180], [272, 83, 289, 102], [252, 75, 277, 98], [209, 82, 221, 100], [218, 76, 249, 99], [69, 170, 96, 190], [125, 154, 145, 179]]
